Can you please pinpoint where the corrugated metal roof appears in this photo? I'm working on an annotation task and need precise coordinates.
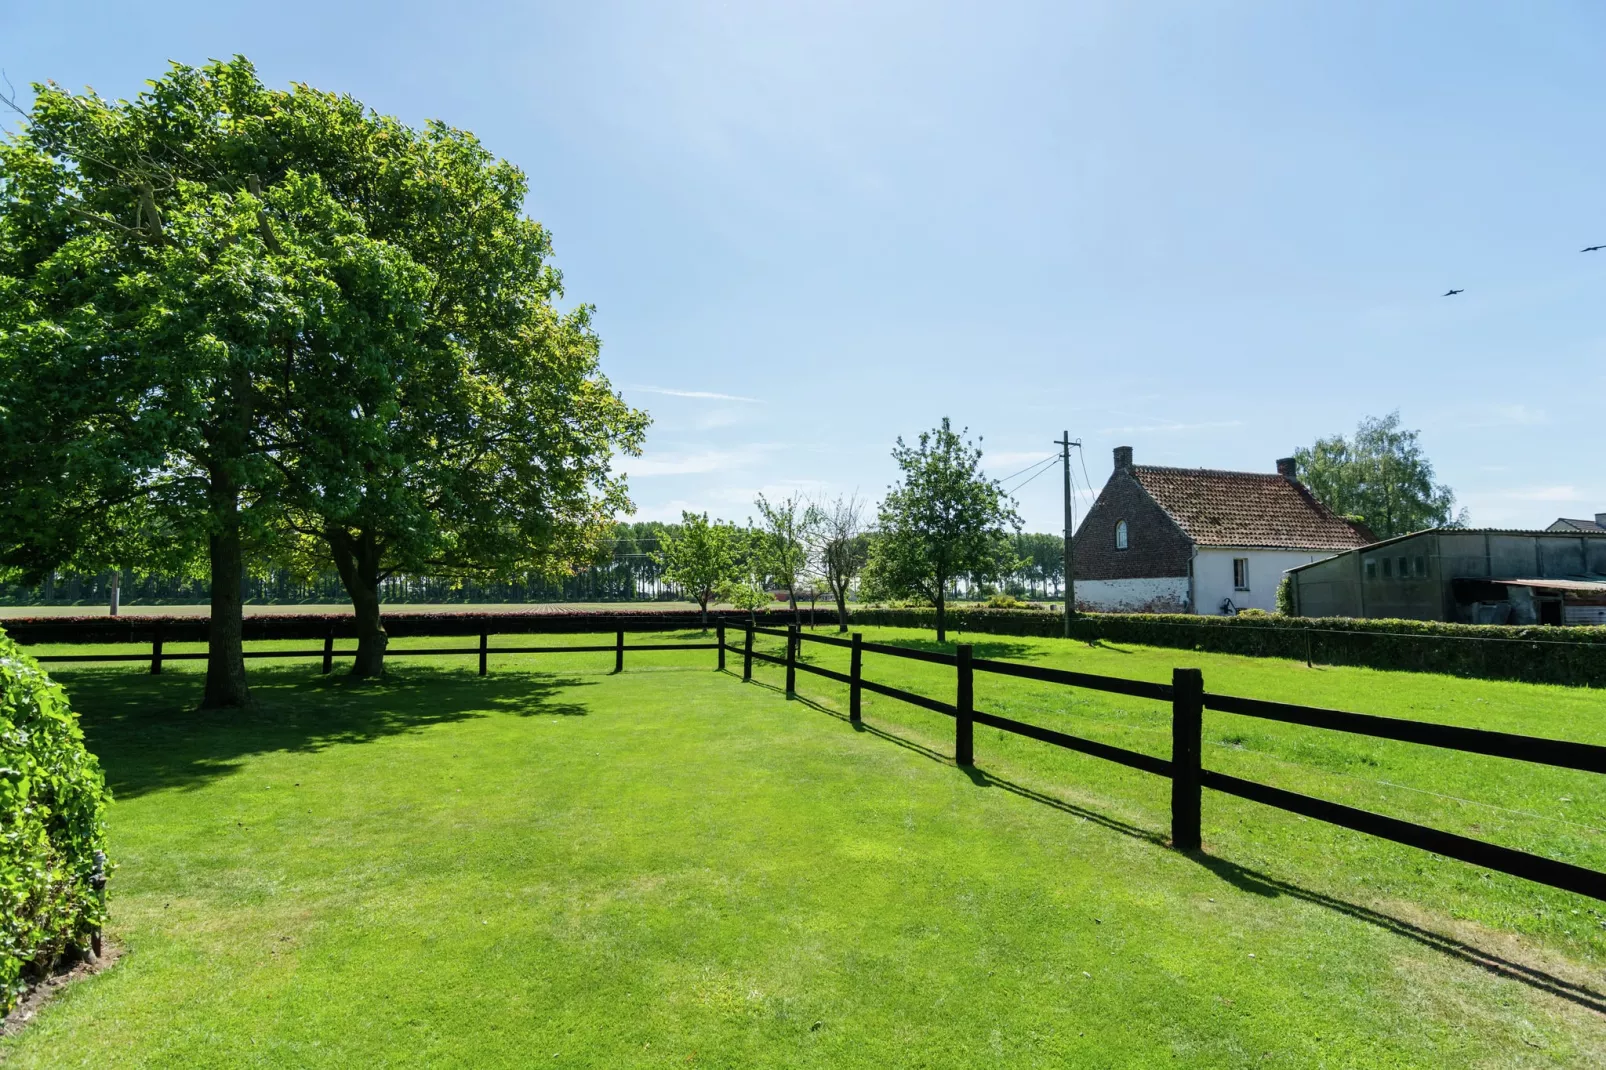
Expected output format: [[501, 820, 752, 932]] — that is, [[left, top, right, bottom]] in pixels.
[[1286, 526, 1606, 568], [1498, 577, 1606, 594]]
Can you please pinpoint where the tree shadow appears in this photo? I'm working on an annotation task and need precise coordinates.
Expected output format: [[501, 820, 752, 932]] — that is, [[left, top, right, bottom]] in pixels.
[[756, 675, 1606, 1017], [54, 665, 593, 800]]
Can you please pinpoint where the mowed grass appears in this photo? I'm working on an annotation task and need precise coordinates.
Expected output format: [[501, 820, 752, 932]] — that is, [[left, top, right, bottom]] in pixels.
[[4, 628, 1605, 1067]]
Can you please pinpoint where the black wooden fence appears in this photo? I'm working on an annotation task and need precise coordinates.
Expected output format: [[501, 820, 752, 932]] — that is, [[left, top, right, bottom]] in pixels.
[[736, 623, 1606, 904], [27, 617, 722, 677], [20, 614, 1606, 904]]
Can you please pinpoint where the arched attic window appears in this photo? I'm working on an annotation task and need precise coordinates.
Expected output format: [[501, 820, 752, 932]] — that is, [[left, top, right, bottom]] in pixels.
[[1114, 519, 1129, 550]]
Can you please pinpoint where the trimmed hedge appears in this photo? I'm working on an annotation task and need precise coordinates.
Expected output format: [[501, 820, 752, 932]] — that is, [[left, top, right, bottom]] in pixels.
[[849, 607, 1606, 688], [0, 627, 112, 1011]]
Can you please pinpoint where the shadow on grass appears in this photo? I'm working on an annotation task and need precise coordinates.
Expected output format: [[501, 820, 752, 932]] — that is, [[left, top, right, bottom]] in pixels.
[[1188, 853, 1606, 1015], [741, 673, 1606, 1017], [55, 665, 593, 800]]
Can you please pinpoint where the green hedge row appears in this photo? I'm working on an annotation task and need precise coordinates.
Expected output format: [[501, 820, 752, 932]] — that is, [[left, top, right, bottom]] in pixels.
[[0, 628, 112, 1011], [848, 608, 1606, 687]]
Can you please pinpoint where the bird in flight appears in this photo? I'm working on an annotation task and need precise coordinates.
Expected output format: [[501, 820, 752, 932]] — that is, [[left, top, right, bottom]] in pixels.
[[1583, 245, 1605, 253], [1443, 289, 1463, 296]]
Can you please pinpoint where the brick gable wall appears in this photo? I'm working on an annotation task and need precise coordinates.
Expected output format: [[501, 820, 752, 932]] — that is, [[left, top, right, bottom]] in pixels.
[[1073, 470, 1194, 581]]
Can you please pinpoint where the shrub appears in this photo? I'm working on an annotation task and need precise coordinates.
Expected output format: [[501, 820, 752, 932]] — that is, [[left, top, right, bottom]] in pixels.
[[985, 593, 1023, 609], [1236, 608, 1270, 618], [1275, 576, 1295, 616], [0, 627, 112, 1011]]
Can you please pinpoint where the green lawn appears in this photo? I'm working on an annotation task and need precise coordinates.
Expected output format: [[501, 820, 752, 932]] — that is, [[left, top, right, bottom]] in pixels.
[[6, 629, 1606, 1067]]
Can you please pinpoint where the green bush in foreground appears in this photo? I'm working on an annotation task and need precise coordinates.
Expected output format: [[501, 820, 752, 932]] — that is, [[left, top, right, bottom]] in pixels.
[[0, 628, 110, 1010]]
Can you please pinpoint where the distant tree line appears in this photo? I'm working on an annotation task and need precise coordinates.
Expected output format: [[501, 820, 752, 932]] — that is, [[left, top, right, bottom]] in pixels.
[[2, 522, 1067, 615]]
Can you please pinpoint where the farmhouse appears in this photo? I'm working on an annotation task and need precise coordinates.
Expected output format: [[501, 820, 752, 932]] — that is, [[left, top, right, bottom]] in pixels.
[[1548, 512, 1606, 534], [1286, 528, 1606, 625], [1072, 446, 1372, 614]]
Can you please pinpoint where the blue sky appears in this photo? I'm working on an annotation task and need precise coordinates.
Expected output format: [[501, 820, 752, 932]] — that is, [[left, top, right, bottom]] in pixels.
[[7, 1, 1604, 533]]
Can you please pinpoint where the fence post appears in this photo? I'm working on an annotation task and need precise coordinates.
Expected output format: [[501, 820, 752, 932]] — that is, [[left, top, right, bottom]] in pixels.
[[1305, 630, 1312, 669], [322, 630, 334, 675], [717, 622, 726, 671], [479, 625, 489, 677], [1171, 667, 1203, 852], [785, 625, 797, 695], [149, 625, 163, 675], [615, 626, 625, 674], [849, 632, 863, 724], [743, 625, 754, 681], [956, 643, 974, 766]]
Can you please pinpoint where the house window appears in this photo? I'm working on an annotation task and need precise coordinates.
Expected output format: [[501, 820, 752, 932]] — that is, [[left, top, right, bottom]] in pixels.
[[1365, 559, 1377, 580], [1382, 557, 1393, 579], [1415, 556, 1427, 577], [1398, 556, 1409, 579], [1114, 520, 1128, 550], [1232, 558, 1250, 591]]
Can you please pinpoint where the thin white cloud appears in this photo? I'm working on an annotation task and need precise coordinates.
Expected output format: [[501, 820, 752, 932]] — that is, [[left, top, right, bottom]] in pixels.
[[632, 386, 764, 403], [1490, 485, 1590, 503], [1459, 404, 1549, 429], [622, 444, 780, 477]]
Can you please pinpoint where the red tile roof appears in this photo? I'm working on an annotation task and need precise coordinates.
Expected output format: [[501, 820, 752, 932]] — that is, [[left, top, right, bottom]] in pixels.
[[1130, 466, 1373, 550]]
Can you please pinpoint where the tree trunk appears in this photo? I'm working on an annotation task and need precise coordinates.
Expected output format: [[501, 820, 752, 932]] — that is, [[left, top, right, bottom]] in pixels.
[[935, 587, 947, 645], [330, 528, 387, 678], [788, 586, 799, 627], [201, 480, 251, 709], [833, 584, 848, 633]]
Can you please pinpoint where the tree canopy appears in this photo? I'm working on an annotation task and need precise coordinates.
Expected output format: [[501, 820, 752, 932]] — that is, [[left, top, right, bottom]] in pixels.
[[0, 58, 645, 696], [753, 493, 819, 624], [864, 419, 1020, 642], [1294, 412, 1464, 540], [654, 512, 745, 625]]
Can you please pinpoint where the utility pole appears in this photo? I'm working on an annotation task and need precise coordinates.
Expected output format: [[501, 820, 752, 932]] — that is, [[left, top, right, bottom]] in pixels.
[[1055, 431, 1080, 635]]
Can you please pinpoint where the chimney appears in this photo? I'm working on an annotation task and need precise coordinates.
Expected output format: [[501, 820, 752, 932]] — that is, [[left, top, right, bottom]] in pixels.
[[1596, 512, 1606, 527], [1113, 445, 1133, 471], [1276, 457, 1298, 480]]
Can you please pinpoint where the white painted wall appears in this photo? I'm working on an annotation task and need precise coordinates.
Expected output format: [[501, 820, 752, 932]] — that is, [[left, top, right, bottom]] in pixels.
[[1194, 548, 1345, 615], [1075, 577, 1189, 613]]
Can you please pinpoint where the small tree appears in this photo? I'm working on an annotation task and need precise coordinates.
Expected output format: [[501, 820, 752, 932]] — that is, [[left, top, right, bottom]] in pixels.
[[815, 493, 870, 633], [865, 419, 1020, 643], [754, 493, 820, 625], [655, 512, 741, 626]]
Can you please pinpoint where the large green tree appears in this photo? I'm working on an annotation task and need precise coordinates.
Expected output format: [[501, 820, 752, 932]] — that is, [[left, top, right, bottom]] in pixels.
[[864, 419, 1020, 643], [1294, 412, 1464, 540], [0, 66, 425, 706], [0, 58, 645, 697], [267, 98, 645, 676]]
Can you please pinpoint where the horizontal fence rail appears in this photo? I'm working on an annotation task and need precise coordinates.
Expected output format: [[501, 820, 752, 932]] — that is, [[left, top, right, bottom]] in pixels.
[[727, 620, 1606, 904], [23, 612, 1606, 905], [28, 619, 727, 678]]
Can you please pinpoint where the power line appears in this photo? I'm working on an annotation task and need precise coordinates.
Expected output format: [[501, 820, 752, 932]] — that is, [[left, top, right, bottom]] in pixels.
[[995, 452, 1058, 486], [1011, 460, 1056, 495]]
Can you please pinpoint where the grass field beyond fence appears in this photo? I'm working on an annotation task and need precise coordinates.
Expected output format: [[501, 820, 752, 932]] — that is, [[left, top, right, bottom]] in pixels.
[[6, 629, 1606, 1067]]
